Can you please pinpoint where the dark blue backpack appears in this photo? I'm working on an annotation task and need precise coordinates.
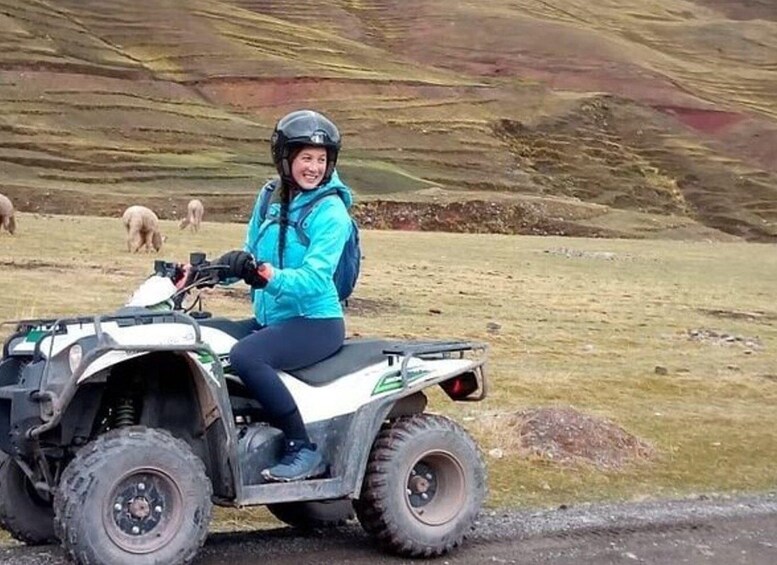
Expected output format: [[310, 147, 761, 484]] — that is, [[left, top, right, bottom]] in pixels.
[[256, 181, 361, 302]]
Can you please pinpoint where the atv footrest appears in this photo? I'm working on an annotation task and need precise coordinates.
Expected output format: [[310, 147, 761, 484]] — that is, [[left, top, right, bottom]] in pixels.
[[238, 478, 345, 506]]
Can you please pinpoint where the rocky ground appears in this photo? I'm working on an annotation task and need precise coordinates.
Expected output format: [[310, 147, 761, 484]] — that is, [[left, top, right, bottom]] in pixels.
[[2, 493, 776, 564]]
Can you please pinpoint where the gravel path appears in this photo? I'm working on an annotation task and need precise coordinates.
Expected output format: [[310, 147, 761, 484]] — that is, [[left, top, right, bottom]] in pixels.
[[2, 493, 775, 564]]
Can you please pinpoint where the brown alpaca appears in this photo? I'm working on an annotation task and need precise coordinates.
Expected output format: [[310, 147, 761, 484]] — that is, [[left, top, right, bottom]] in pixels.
[[122, 205, 164, 253], [0, 193, 16, 235], [179, 199, 204, 232]]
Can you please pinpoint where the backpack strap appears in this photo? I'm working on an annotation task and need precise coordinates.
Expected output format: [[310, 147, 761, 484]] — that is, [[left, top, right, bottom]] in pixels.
[[252, 184, 342, 249], [292, 189, 341, 246], [257, 179, 279, 222], [246, 179, 279, 254]]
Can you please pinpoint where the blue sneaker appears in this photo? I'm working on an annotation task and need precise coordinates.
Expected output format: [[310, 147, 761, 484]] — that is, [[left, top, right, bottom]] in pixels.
[[261, 441, 326, 482]]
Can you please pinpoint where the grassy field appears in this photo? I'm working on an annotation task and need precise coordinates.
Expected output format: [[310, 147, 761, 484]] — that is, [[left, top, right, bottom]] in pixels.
[[1, 213, 776, 532]]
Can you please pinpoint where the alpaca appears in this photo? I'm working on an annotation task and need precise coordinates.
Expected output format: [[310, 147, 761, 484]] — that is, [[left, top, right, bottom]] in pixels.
[[122, 205, 164, 253], [179, 199, 204, 232], [0, 193, 16, 235]]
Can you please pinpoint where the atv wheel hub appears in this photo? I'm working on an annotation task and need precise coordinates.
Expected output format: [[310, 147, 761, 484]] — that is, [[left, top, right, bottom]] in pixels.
[[104, 468, 184, 553], [128, 496, 151, 520], [404, 451, 466, 527], [408, 472, 433, 497]]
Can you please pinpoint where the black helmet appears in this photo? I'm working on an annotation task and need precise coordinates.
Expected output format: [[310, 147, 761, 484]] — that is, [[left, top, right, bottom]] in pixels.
[[271, 110, 341, 185]]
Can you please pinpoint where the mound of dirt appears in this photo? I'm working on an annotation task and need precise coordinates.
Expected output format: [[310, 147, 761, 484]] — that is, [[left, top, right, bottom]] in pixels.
[[512, 406, 655, 471]]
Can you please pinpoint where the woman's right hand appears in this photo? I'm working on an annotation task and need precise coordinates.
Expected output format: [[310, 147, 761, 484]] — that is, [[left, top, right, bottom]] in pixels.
[[215, 250, 271, 288], [215, 250, 254, 281]]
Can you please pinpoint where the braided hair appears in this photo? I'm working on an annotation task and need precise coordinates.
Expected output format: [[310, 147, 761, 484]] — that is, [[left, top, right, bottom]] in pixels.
[[277, 178, 292, 268]]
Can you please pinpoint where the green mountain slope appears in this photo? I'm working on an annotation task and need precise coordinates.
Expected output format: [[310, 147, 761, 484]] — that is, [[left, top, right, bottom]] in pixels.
[[1, 0, 775, 239]]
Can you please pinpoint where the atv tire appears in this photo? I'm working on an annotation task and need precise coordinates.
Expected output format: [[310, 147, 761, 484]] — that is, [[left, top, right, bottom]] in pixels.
[[267, 499, 354, 529], [54, 426, 212, 565], [354, 414, 486, 557], [0, 452, 56, 545]]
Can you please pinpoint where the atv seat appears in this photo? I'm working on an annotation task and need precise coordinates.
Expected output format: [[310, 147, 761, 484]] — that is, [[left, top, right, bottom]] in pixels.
[[290, 338, 398, 386], [198, 317, 259, 340], [198, 319, 397, 386]]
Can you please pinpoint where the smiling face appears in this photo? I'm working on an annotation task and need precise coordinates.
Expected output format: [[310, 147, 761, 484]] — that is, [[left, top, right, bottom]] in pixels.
[[290, 146, 328, 190]]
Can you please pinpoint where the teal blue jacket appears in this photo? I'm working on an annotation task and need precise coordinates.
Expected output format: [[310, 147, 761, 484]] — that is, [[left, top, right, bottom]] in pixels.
[[243, 171, 353, 326]]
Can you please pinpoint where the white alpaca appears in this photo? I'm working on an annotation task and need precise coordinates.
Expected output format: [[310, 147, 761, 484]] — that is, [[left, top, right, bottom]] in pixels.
[[179, 199, 204, 232], [122, 205, 164, 253], [0, 193, 16, 235]]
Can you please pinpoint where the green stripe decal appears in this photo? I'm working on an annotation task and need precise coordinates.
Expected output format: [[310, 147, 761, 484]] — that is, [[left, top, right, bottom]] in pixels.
[[24, 330, 46, 343], [197, 351, 215, 364], [372, 367, 430, 395]]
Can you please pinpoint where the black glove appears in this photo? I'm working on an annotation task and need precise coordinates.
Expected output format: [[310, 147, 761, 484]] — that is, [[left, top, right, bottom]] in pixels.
[[215, 250, 269, 288], [244, 263, 270, 288], [216, 250, 254, 280]]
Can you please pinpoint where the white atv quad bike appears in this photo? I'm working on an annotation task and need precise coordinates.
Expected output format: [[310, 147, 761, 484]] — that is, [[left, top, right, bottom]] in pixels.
[[0, 253, 488, 564]]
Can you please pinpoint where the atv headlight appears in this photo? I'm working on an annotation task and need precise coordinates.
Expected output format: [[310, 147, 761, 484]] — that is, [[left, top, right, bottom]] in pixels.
[[68, 344, 83, 373]]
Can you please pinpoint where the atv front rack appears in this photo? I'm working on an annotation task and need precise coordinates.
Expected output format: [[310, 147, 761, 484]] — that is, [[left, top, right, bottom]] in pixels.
[[15, 310, 214, 439], [5, 310, 204, 361]]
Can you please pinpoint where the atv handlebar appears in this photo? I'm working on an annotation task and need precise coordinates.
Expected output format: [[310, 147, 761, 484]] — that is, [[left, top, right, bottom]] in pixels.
[[154, 252, 229, 310], [153, 259, 184, 281]]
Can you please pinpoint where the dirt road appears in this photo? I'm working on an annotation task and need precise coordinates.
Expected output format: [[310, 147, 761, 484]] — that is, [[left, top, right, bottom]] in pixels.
[[2, 494, 775, 564]]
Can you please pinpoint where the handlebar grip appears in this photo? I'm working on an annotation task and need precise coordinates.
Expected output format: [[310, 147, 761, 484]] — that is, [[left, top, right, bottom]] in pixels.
[[153, 260, 167, 276], [189, 251, 206, 266], [154, 260, 180, 279]]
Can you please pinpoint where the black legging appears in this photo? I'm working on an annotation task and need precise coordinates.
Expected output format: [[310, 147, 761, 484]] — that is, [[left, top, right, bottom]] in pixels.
[[229, 317, 345, 442]]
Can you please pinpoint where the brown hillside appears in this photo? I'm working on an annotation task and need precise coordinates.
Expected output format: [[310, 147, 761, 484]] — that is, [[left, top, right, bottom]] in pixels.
[[0, 0, 775, 240]]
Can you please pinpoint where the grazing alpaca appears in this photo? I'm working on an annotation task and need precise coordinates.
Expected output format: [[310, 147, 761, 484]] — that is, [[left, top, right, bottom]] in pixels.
[[122, 205, 164, 253], [0, 193, 16, 235], [179, 199, 204, 232]]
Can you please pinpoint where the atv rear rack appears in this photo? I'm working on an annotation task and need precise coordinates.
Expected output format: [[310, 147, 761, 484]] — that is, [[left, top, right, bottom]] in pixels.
[[382, 340, 486, 358], [382, 340, 488, 399]]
